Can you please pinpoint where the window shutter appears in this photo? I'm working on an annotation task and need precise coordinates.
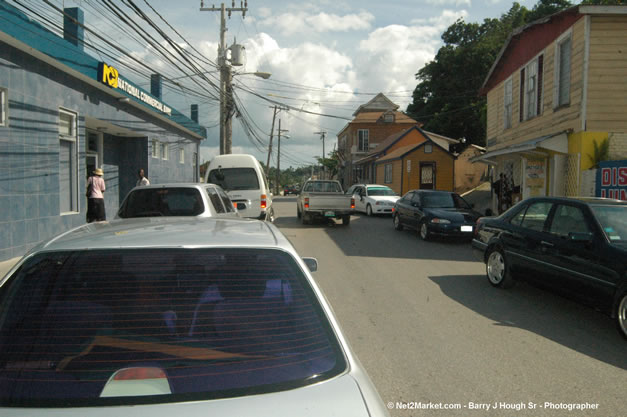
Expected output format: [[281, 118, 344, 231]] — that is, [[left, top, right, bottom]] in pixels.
[[558, 38, 571, 105], [519, 68, 525, 122], [536, 55, 543, 116]]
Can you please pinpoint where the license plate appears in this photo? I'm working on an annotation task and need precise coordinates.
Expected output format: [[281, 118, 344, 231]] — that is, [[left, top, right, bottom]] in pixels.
[[461, 225, 473, 232], [324, 211, 335, 217]]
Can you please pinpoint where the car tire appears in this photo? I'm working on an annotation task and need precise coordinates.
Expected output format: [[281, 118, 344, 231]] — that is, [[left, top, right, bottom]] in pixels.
[[302, 212, 311, 225], [366, 204, 373, 216], [616, 290, 627, 340], [342, 215, 351, 226], [419, 220, 431, 241], [266, 208, 275, 223], [297, 207, 301, 219], [486, 247, 515, 289], [393, 213, 403, 231]]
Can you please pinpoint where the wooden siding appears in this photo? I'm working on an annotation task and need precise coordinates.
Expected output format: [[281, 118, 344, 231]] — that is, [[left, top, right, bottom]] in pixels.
[[402, 145, 454, 194], [486, 18, 585, 150], [377, 161, 403, 195], [586, 15, 627, 132]]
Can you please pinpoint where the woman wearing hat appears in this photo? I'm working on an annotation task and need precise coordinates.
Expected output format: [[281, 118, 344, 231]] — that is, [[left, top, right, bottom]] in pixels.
[[86, 167, 106, 222]]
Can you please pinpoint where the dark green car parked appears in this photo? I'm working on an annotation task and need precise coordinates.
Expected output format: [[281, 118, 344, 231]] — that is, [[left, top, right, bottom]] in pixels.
[[471, 197, 627, 339]]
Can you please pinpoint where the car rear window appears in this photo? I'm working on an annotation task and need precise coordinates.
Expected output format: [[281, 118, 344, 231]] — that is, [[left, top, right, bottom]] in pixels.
[[208, 168, 260, 191], [0, 249, 346, 407], [591, 204, 627, 242], [118, 188, 204, 218]]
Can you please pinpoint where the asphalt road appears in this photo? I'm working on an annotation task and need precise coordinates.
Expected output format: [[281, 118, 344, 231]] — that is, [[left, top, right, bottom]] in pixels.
[[272, 197, 626, 417]]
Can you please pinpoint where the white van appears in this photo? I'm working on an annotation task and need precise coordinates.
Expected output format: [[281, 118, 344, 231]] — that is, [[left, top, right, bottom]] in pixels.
[[204, 154, 274, 221]]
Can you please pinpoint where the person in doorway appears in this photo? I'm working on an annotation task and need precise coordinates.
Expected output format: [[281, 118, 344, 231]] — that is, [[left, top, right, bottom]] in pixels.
[[136, 168, 150, 186], [86, 168, 106, 222]]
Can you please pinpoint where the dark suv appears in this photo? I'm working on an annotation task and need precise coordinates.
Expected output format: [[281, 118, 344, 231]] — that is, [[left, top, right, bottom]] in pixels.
[[472, 197, 627, 339]]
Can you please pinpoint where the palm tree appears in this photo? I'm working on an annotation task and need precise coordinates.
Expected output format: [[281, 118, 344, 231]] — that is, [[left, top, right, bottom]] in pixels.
[[588, 138, 609, 169]]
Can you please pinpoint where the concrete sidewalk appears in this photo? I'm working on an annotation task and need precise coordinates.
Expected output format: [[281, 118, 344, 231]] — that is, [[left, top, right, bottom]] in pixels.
[[0, 257, 20, 278]]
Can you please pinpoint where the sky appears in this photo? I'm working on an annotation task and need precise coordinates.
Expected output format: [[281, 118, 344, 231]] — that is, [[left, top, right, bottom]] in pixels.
[[49, 0, 537, 167]]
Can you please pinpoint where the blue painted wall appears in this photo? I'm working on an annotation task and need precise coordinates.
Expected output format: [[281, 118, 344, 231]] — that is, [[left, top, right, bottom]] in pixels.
[[0, 42, 202, 261]]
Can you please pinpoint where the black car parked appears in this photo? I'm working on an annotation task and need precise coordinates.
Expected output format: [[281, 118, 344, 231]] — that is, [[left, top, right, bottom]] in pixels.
[[393, 190, 481, 241], [471, 197, 627, 339]]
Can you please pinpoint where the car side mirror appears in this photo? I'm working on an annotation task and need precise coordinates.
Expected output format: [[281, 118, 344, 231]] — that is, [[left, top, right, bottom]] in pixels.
[[302, 257, 318, 272], [569, 232, 593, 243]]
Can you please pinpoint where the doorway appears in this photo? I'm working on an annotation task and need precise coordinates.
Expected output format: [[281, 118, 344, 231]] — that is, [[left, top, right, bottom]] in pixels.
[[420, 162, 435, 189]]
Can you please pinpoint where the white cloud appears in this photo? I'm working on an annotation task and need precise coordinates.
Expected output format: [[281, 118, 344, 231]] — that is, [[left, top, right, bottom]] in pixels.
[[426, 0, 471, 6], [259, 11, 375, 36]]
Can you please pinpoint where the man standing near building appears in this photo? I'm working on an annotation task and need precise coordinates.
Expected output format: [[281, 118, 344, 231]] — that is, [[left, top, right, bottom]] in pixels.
[[136, 168, 150, 186]]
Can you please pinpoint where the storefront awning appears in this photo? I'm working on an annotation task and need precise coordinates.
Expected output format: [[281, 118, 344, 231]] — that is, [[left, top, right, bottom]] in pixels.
[[470, 132, 568, 164]]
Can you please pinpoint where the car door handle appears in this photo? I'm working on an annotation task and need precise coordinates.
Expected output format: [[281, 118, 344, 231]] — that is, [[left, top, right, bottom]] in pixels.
[[540, 240, 554, 248]]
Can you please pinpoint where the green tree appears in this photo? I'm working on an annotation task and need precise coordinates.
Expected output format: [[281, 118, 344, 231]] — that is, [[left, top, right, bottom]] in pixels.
[[406, 1, 573, 146], [588, 138, 610, 169]]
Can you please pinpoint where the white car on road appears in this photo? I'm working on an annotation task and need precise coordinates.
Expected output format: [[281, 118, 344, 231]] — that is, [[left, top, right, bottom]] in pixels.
[[347, 184, 400, 216]]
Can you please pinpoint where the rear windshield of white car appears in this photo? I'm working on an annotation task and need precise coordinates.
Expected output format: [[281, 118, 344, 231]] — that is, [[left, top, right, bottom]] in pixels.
[[118, 188, 204, 218], [367, 187, 395, 196], [0, 249, 346, 407], [208, 168, 260, 191], [303, 182, 342, 193]]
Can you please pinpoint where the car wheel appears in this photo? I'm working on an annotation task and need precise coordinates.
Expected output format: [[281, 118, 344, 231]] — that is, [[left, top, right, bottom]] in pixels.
[[342, 215, 351, 226], [297, 207, 301, 219], [366, 204, 373, 216], [616, 291, 627, 340], [393, 213, 403, 231], [302, 212, 311, 225], [486, 247, 515, 289], [419, 221, 431, 241], [266, 208, 275, 223]]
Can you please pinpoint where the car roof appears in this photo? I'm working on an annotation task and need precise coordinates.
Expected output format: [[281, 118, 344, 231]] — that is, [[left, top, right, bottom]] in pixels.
[[521, 196, 627, 206], [30, 218, 289, 253], [128, 182, 219, 190]]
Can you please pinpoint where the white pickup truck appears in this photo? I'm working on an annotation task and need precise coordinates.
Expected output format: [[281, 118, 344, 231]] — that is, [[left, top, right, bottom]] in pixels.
[[296, 180, 355, 225]]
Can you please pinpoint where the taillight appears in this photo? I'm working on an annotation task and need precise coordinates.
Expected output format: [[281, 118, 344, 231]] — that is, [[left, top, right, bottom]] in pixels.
[[474, 218, 482, 237], [350, 198, 355, 209], [304, 197, 309, 209], [113, 367, 166, 381], [261, 194, 267, 209]]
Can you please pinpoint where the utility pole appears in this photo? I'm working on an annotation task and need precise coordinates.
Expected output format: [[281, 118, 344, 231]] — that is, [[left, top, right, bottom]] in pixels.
[[200, 1, 247, 154], [265, 106, 278, 178], [275, 120, 289, 195], [315, 131, 327, 179]]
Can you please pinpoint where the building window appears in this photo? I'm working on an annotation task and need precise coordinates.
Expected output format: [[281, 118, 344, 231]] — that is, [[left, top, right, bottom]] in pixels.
[[521, 54, 544, 121], [383, 112, 394, 123], [161, 142, 168, 160], [503, 78, 513, 129], [424, 143, 433, 153], [59, 109, 79, 214], [358, 129, 369, 152], [179, 148, 185, 164], [0, 87, 7, 126], [555, 35, 571, 108], [384, 164, 393, 183], [406, 160, 411, 173], [152, 139, 160, 158]]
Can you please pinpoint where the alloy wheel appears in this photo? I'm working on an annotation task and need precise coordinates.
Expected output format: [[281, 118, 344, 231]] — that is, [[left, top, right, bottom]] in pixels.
[[487, 251, 505, 285]]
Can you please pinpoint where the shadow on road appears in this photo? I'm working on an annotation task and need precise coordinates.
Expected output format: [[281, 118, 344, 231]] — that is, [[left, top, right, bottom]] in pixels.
[[275, 210, 477, 261], [429, 274, 627, 370]]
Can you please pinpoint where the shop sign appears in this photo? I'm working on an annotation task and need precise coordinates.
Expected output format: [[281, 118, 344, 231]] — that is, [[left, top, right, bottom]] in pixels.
[[596, 160, 627, 201], [98, 62, 172, 116], [525, 159, 545, 188]]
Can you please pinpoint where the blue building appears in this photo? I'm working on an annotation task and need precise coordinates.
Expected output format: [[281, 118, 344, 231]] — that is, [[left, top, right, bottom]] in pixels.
[[0, 2, 207, 261]]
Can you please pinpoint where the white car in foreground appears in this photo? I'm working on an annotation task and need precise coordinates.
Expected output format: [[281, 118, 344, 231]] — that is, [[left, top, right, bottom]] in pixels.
[[0, 217, 389, 416], [347, 184, 400, 216]]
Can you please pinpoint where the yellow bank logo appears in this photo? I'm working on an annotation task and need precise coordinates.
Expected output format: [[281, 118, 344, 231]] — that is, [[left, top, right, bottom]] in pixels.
[[99, 63, 119, 88]]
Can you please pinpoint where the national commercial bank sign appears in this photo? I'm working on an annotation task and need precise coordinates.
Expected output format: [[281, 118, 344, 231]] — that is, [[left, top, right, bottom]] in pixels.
[[98, 62, 172, 116]]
